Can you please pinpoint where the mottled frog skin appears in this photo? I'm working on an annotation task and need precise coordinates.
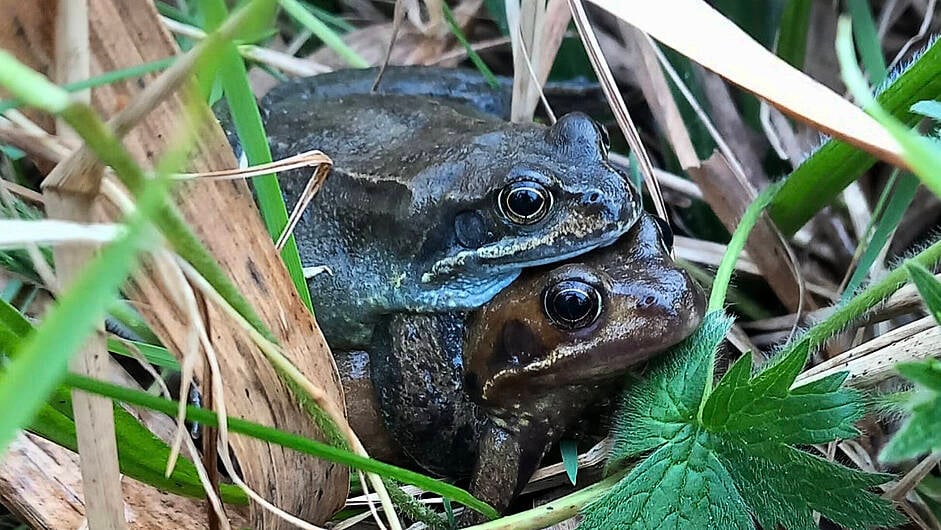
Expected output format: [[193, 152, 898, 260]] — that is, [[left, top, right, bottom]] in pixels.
[[361, 214, 705, 516], [259, 67, 639, 349]]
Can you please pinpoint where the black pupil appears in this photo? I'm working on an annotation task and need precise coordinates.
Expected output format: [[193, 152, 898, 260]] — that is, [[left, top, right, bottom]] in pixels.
[[508, 187, 543, 218], [553, 288, 592, 322]]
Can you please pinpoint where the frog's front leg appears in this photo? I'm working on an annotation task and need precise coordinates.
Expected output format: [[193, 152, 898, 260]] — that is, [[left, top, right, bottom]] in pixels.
[[369, 312, 484, 477], [461, 418, 553, 526]]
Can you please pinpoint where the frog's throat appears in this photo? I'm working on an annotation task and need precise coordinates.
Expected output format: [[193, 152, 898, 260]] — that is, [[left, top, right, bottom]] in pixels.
[[406, 270, 521, 311]]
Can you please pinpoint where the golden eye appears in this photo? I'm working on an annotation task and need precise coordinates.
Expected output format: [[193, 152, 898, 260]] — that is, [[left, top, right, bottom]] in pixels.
[[543, 280, 602, 330], [498, 181, 552, 225]]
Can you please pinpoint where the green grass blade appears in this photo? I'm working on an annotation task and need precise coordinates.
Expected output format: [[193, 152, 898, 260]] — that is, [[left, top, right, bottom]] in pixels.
[[0, 57, 175, 115], [842, 172, 918, 300], [846, 0, 887, 83], [837, 18, 941, 198], [770, 35, 941, 235], [776, 0, 811, 69], [63, 373, 500, 519], [107, 299, 162, 345], [156, 1, 200, 26], [279, 0, 369, 68], [106, 338, 180, 370], [200, 0, 313, 311], [298, 1, 354, 32], [442, 3, 498, 88]]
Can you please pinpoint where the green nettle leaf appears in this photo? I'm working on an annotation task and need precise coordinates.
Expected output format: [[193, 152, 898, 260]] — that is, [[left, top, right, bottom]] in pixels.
[[905, 261, 941, 324], [880, 359, 941, 463], [581, 312, 903, 530]]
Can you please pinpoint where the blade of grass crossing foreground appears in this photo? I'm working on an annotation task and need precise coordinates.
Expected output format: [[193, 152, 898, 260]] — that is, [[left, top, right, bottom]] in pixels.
[[62, 372, 499, 520], [770, 35, 941, 234], [837, 18, 941, 197], [0, 57, 176, 115], [0, 298, 245, 502], [279, 0, 369, 68], [200, 0, 313, 311], [776, 0, 811, 69], [846, 0, 887, 83]]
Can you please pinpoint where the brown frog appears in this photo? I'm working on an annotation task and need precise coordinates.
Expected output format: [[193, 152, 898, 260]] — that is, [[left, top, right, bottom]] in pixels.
[[340, 213, 706, 518]]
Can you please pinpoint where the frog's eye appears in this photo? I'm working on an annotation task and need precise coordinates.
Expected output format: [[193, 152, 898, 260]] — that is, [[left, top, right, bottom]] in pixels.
[[543, 280, 602, 330], [498, 181, 553, 225], [653, 216, 675, 250]]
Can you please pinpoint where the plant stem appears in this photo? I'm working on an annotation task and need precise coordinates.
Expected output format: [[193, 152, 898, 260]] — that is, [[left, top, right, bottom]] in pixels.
[[463, 469, 628, 530], [792, 236, 941, 354]]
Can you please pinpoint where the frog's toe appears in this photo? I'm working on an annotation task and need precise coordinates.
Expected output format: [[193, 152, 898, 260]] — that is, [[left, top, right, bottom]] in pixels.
[[303, 265, 334, 279]]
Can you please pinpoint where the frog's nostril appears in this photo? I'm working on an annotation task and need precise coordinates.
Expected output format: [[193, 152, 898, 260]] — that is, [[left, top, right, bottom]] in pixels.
[[583, 190, 602, 205]]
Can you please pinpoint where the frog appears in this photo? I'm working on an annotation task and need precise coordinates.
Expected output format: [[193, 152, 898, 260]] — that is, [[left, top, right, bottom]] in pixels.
[[342, 213, 706, 518], [257, 66, 640, 349]]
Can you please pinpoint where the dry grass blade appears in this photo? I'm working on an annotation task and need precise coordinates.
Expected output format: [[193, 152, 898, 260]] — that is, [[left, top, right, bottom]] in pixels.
[[172, 150, 331, 181], [0, 220, 122, 247], [567, 0, 668, 221], [587, 0, 907, 168], [690, 153, 812, 315], [372, 0, 407, 91], [618, 25, 698, 169], [276, 154, 331, 251], [796, 316, 941, 388], [885, 452, 941, 502], [642, 35, 811, 315], [160, 16, 329, 77], [172, 256, 402, 530], [0, 180, 45, 204]]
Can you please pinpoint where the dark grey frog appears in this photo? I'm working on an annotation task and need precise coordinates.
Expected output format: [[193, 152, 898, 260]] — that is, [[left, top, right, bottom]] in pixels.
[[257, 67, 640, 349]]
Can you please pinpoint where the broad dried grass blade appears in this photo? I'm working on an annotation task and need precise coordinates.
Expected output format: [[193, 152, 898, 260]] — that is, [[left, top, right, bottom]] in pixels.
[[587, 0, 906, 168]]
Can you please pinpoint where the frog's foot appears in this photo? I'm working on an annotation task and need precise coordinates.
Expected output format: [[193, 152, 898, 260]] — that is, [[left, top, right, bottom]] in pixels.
[[303, 265, 333, 279]]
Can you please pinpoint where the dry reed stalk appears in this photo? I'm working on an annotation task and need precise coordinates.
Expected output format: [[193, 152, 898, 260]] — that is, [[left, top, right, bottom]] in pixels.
[[44, 1, 128, 528]]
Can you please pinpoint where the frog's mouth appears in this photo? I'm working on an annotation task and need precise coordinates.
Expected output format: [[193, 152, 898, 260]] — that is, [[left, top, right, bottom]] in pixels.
[[422, 223, 627, 286]]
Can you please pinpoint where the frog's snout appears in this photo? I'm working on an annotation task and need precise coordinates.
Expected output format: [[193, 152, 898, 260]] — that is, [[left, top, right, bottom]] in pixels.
[[578, 188, 636, 230]]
